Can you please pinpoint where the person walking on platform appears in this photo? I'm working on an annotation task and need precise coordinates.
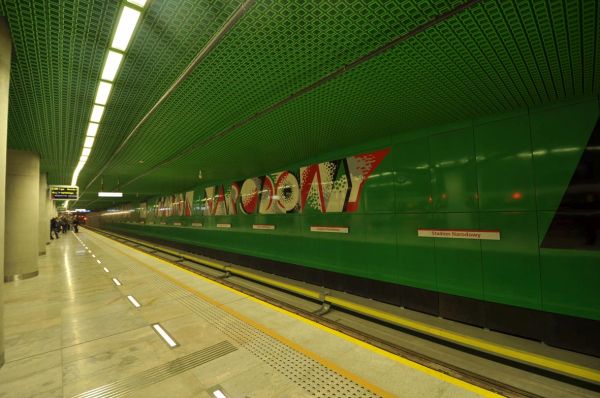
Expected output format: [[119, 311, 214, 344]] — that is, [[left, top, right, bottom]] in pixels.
[[72, 218, 79, 233], [50, 218, 60, 240], [61, 218, 68, 233]]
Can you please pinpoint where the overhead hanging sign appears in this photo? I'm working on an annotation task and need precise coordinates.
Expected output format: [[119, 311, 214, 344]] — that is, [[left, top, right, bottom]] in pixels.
[[50, 185, 79, 200], [417, 229, 500, 241]]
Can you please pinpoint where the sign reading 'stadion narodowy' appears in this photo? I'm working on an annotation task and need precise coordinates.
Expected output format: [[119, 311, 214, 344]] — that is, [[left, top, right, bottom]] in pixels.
[[417, 229, 501, 241], [49, 185, 79, 200]]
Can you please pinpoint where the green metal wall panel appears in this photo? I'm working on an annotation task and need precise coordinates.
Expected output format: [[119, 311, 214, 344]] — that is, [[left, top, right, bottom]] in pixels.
[[363, 214, 397, 283], [308, 214, 365, 277], [359, 141, 396, 214], [429, 128, 478, 212], [433, 213, 483, 299], [102, 98, 600, 321], [393, 138, 432, 213], [530, 100, 598, 214], [481, 212, 541, 309], [396, 213, 436, 291], [538, 212, 600, 320], [475, 115, 536, 211]]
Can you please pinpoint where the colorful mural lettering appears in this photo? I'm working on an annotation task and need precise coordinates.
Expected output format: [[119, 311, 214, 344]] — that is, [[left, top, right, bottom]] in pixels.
[[148, 148, 389, 217]]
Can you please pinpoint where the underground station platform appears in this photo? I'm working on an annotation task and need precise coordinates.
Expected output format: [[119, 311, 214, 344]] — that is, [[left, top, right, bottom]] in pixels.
[[1, 0, 600, 397], [0, 227, 598, 397]]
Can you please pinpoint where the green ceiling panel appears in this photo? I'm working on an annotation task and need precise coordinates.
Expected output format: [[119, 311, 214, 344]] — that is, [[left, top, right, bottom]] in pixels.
[[2, 0, 598, 210], [91, 0, 467, 178], [2, 0, 118, 183]]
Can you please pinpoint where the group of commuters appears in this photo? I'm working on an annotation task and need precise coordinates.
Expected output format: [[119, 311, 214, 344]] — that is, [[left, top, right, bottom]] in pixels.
[[50, 216, 79, 239]]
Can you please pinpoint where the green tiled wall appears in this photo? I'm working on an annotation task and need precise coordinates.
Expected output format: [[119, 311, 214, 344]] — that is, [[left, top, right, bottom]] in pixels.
[[104, 98, 600, 320]]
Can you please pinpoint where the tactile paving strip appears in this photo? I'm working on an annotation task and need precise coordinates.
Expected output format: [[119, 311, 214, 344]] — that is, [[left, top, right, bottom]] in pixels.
[[72, 341, 237, 398], [120, 261, 380, 397]]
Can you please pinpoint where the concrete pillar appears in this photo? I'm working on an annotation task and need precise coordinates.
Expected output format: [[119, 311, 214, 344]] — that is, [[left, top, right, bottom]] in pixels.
[[38, 173, 48, 255], [0, 16, 12, 368], [4, 149, 40, 282], [47, 196, 55, 219]]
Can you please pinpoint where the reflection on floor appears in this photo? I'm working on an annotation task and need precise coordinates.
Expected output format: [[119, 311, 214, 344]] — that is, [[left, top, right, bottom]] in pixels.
[[0, 229, 494, 398]]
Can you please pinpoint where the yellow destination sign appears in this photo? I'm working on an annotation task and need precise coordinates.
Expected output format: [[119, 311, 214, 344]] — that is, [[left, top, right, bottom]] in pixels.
[[50, 185, 79, 200]]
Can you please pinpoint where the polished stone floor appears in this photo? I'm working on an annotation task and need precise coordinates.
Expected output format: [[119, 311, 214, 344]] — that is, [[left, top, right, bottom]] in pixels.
[[0, 229, 495, 398]]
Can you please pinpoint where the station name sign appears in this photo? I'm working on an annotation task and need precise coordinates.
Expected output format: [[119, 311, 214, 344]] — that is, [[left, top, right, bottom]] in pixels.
[[50, 185, 79, 200], [418, 229, 500, 241]]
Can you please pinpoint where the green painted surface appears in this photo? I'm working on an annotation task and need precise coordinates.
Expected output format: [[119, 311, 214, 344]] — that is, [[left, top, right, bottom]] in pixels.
[[538, 212, 600, 320], [531, 101, 599, 214], [394, 138, 432, 213], [475, 115, 536, 211], [103, 98, 600, 320], [396, 213, 436, 291], [2, 1, 597, 209], [433, 213, 483, 299], [5, 0, 592, 321], [429, 128, 478, 212], [481, 212, 541, 309]]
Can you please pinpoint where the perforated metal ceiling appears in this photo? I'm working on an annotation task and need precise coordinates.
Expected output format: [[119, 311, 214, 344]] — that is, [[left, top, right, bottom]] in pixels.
[[1, 0, 598, 209]]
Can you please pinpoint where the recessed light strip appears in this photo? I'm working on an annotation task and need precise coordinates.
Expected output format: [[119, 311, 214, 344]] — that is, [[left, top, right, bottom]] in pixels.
[[98, 192, 123, 198], [112, 277, 122, 286], [127, 295, 141, 308], [127, 0, 147, 7], [101, 50, 124, 82], [112, 7, 141, 52], [152, 323, 178, 348], [68, 1, 147, 202], [212, 390, 229, 398]]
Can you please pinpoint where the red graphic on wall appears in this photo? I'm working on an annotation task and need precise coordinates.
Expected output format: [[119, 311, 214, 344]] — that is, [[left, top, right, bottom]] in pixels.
[[155, 148, 390, 217]]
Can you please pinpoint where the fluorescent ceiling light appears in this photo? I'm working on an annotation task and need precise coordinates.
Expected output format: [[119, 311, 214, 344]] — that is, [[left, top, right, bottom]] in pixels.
[[95, 81, 112, 105], [152, 324, 178, 348], [83, 136, 95, 148], [82, 148, 91, 156], [90, 105, 105, 123], [127, 0, 147, 7], [103, 267, 110, 273], [98, 192, 123, 197], [112, 7, 141, 51], [87, 122, 99, 137], [101, 50, 123, 81], [127, 295, 141, 308], [80, 155, 89, 162], [112, 277, 121, 286]]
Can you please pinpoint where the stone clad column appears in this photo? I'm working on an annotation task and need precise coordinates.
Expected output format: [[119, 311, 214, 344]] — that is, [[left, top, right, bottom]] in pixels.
[[47, 198, 55, 219], [38, 173, 48, 255], [0, 16, 12, 368], [4, 149, 40, 281]]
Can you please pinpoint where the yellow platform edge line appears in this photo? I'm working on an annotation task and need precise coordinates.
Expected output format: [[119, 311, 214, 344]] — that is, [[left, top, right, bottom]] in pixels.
[[325, 299, 600, 383], [92, 228, 600, 384], [88, 228, 506, 398]]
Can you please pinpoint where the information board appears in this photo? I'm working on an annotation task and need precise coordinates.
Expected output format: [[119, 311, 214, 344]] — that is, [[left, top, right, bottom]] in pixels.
[[50, 185, 79, 200]]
